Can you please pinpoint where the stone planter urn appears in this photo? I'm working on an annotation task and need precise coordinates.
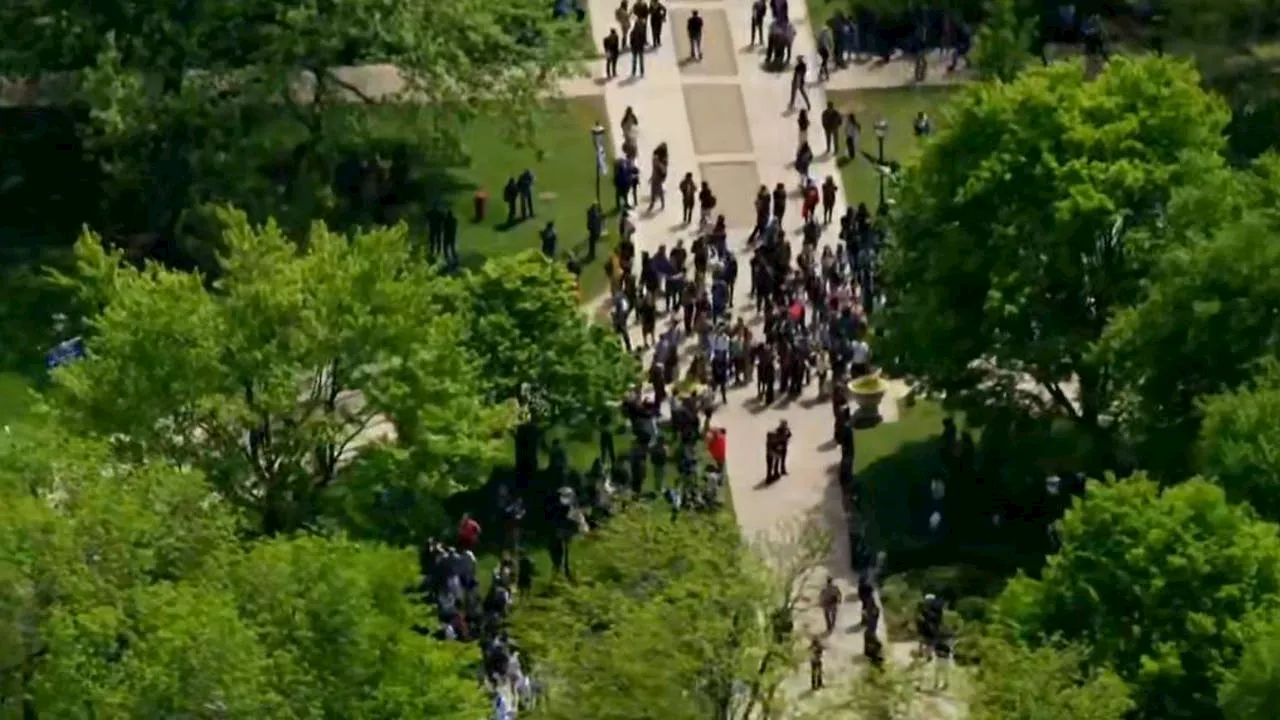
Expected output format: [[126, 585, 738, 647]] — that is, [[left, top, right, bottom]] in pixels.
[[848, 372, 888, 425]]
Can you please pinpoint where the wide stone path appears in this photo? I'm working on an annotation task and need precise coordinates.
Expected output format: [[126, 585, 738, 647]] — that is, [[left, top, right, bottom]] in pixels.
[[581, 0, 948, 715]]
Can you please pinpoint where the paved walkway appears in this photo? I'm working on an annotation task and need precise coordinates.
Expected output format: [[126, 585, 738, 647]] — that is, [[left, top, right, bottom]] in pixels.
[[583, 0, 962, 715]]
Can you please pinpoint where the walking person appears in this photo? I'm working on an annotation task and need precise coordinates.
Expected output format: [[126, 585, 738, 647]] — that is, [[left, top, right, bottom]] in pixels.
[[603, 29, 621, 79], [809, 637, 825, 690], [819, 576, 843, 634], [843, 112, 861, 160], [796, 108, 810, 146], [789, 56, 810, 111], [817, 26, 833, 80], [821, 175, 838, 224], [687, 10, 704, 61]]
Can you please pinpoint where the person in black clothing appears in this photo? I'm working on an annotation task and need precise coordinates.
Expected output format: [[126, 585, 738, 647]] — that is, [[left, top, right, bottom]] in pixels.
[[586, 202, 603, 260], [679, 172, 697, 224], [748, 186, 770, 243], [503, 177, 518, 224], [820, 176, 837, 224], [539, 221, 557, 257], [598, 410, 617, 466], [821, 101, 841, 155], [809, 637, 825, 690], [650, 0, 667, 46], [426, 205, 443, 257], [774, 419, 792, 476], [771, 182, 787, 224], [750, 0, 767, 45], [630, 23, 647, 76], [517, 551, 535, 594], [442, 208, 458, 263], [633, 0, 651, 49], [517, 169, 535, 218], [603, 29, 621, 78], [789, 56, 810, 110], [687, 11, 704, 60]]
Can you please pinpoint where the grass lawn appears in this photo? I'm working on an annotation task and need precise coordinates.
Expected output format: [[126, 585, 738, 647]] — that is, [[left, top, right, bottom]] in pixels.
[[0, 372, 34, 428], [439, 96, 619, 298], [827, 86, 957, 211]]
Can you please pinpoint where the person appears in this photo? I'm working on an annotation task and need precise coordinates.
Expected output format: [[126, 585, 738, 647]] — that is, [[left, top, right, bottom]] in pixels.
[[817, 26, 833, 80], [821, 175, 838, 224], [774, 419, 792, 475], [697, 181, 716, 227], [913, 110, 932, 137], [517, 168, 535, 218], [650, 0, 668, 46], [630, 22, 648, 76], [679, 172, 697, 224], [687, 10, 704, 61], [750, 0, 767, 45], [796, 108, 810, 145], [706, 426, 727, 469], [649, 142, 668, 211], [821, 101, 841, 155], [586, 202, 604, 260], [917, 593, 944, 659], [818, 576, 843, 634], [809, 636, 825, 690], [539, 221, 557, 258], [457, 513, 481, 551], [795, 141, 814, 187], [632, 0, 651, 49], [789, 56, 810, 110], [503, 176, 518, 223], [844, 112, 861, 160], [615, 0, 632, 49], [621, 106, 639, 144], [603, 28, 621, 79], [801, 180, 819, 224]]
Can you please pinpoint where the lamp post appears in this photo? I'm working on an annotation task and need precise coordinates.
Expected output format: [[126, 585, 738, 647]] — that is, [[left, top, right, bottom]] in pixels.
[[874, 118, 889, 217], [590, 123, 607, 206]]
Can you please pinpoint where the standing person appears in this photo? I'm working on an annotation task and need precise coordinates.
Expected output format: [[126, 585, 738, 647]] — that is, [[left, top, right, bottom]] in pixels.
[[796, 108, 810, 146], [771, 182, 787, 225], [843, 112, 861, 160], [817, 26, 833, 80], [603, 29, 621, 79], [819, 576, 843, 634], [442, 208, 458, 263], [679, 172, 697, 225], [789, 56, 810, 110], [457, 513, 481, 551], [539, 221, 557, 258], [774, 419, 792, 476], [821, 101, 842, 156], [503, 177, 518, 223], [517, 168, 535, 218], [586, 201, 603, 260], [632, 0, 651, 49], [630, 22, 648, 76], [686, 10, 705, 61], [749, 186, 770, 243], [809, 637, 825, 690], [697, 181, 716, 227], [821, 176, 838, 224], [650, 0, 668, 46], [615, 0, 632, 49], [648, 142, 668, 211], [765, 427, 780, 481], [750, 0, 767, 46]]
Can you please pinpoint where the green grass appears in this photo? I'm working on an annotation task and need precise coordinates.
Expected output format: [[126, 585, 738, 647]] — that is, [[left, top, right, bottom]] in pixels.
[[828, 86, 957, 210], [0, 372, 34, 428], [437, 96, 619, 298]]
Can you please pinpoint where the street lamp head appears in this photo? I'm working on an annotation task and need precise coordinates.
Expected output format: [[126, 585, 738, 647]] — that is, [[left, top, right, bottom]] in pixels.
[[874, 118, 888, 138]]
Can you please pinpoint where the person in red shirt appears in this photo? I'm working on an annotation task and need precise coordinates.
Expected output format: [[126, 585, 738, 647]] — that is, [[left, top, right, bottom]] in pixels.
[[706, 427, 727, 469], [457, 513, 481, 551], [801, 181, 819, 223]]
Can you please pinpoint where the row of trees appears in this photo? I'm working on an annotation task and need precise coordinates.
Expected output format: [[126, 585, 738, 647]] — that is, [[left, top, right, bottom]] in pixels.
[[879, 54, 1280, 719]]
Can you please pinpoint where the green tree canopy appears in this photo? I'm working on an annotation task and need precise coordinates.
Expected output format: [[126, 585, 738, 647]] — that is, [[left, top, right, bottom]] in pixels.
[[971, 0, 1034, 82], [0, 428, 485, 719], [459, 251, 637, 430], [48, 208, 516, 535], [0, 0, 584, 253], [968, 639, 1133, 720], [991, 475, 1280, 719], [1219, 610, 1280, 720], [1101, 210, 1280, 474], [510, 505, 818, 720], [1196, 361, 1280, 523], [882, 56, 1230, 435]]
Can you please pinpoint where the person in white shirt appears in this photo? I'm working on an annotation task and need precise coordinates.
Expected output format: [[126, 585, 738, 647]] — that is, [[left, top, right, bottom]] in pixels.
[[850, 339, 870, 377]]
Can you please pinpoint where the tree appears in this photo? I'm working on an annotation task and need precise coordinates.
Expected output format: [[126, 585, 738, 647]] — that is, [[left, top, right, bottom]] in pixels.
[[0, 428, 486, 719], [968, 639, 1133, 720], [1101, 210, 1280, 476], [991, 475, 1280, 719], [971, 0, 1034, 82], [510, 505, 825, 720], [1219, 610, 1280, 720], [0, 0, 584, 255], [48, 208, 516, 535], [457, 251, 637, 474], [882, 56, 1231, 441], [1196, 362, 1280, 523]]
